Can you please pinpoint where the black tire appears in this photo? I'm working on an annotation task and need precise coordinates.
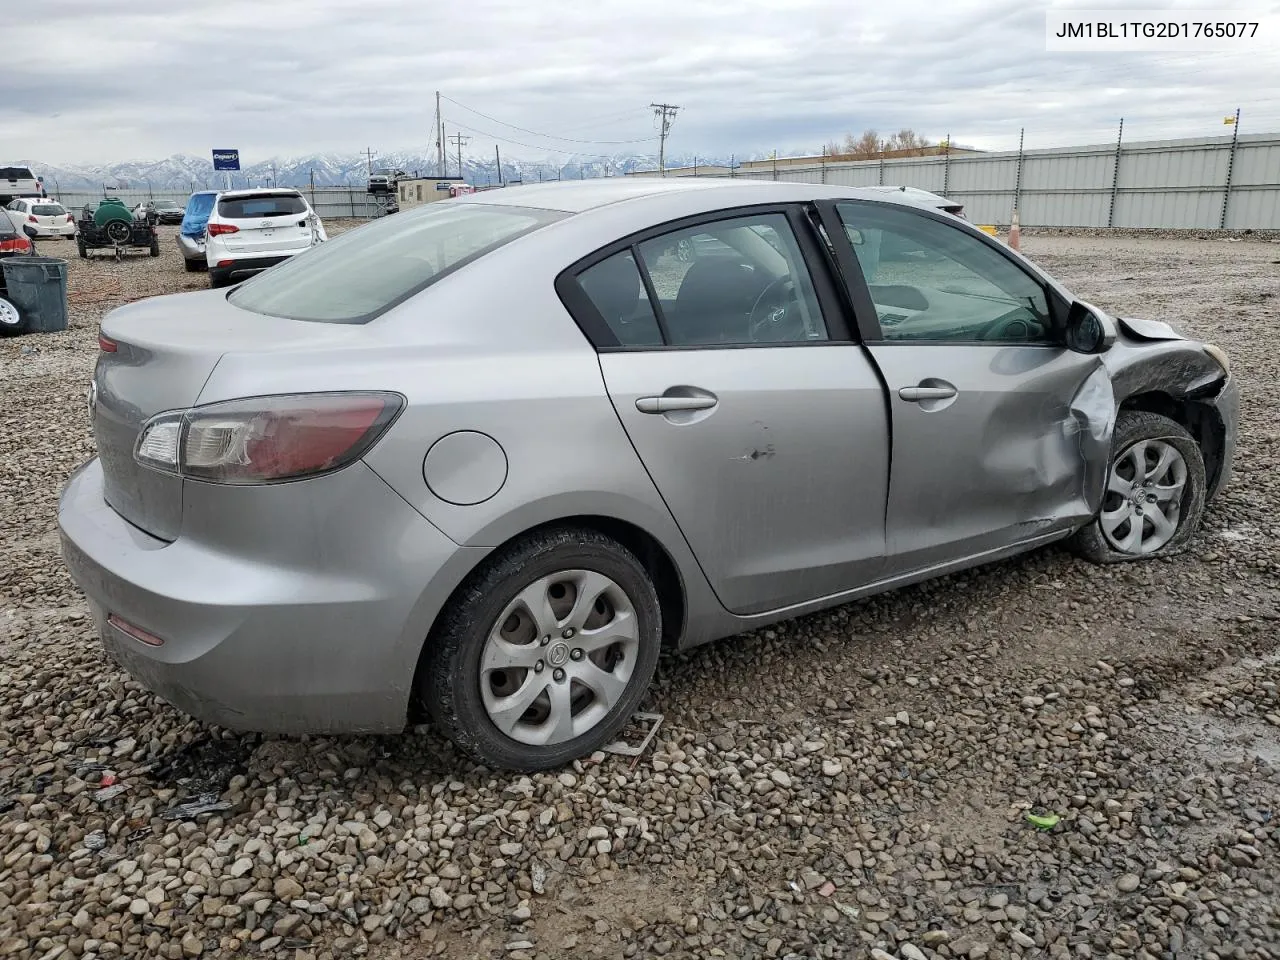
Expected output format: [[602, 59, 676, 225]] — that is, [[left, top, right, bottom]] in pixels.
[[183, 257, 201, 273], [209, 271, 231, 289], [0, 297, 27, 336], [149, 240, 160, 257], [420, 527, 662, 771], [105, 220, 131, 244], [1069, 410, 1206, 564], [77, 241, 87, 259]]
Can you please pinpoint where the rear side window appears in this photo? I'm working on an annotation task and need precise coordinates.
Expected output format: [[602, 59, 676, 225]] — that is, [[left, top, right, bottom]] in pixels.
[[577, 252, 663, 347], [229, 202, 567, 323], [217, 193, 307, 219]]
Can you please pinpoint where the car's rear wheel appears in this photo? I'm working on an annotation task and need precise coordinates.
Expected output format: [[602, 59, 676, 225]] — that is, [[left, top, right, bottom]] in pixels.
[[183, 257, 201, 273], [1070, 410, 1206, 563], [421, 527, 661, 771]]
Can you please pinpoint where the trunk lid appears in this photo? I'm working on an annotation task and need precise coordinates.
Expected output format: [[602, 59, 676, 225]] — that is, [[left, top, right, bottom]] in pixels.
[[93, 289, 356, 540]]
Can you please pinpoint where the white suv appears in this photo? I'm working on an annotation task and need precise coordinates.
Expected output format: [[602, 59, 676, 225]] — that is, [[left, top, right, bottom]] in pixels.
[[205, 188, 326, 288]]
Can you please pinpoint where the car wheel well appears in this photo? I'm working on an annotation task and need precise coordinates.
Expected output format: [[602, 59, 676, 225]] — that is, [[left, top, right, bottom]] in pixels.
[[1118, 390, 1225, 497], [407, 515, 686, 725]]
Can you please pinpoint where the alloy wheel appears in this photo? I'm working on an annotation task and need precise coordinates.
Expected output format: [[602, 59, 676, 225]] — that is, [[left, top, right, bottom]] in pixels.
[[480, 569, 640, 746], [1099, 438, 1188, 555]]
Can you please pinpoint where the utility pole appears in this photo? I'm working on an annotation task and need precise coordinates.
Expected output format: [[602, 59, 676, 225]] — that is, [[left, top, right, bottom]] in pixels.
[[435, 91, 445, 178], [1221, 107, 1242, 229], [365, 147, 376, 176], [1107, 119, 1124, 228], [270, 161, 277, 188], [448, 133, 471, 183], [495, 144, 503, 185], [650, 103, 680, 176]]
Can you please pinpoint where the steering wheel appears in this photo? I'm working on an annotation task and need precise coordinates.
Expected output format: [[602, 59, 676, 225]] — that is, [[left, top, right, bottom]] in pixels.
[[747, 275, 801, 342], [977, 310, 1042, 342]]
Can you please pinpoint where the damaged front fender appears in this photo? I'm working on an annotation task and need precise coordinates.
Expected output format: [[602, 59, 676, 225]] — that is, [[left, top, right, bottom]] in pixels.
[[1068, 362, 1118, 514]]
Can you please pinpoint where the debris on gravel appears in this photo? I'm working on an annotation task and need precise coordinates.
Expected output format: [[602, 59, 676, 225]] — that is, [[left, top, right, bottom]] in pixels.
[[1, 230, 1278, 959]]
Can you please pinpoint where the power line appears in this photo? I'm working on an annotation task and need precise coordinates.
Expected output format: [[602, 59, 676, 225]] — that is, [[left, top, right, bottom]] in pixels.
[[650, 103, 680, 176], [440, 95, 658, 145], [442, 116, 636, 161]]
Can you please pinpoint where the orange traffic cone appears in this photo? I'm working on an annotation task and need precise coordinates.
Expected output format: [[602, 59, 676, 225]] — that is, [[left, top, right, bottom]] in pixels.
[[1008, 209, 1021, 251]]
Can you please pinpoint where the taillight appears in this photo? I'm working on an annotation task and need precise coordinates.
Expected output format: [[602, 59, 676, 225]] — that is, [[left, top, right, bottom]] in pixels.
[[207, 223, 239, 236], [67, 214, 75, 223], [0, 239, 28, 254], [27, 215, 37, 223], [134, 393, 404, 484], [98, 333, 118, 352]]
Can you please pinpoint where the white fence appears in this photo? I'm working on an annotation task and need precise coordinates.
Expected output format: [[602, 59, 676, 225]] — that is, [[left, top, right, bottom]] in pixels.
[[667, 132, 1280, 229]]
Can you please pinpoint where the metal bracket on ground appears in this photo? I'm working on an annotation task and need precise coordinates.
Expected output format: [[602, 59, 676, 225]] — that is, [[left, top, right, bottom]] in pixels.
[[602, 711, 664, 758]]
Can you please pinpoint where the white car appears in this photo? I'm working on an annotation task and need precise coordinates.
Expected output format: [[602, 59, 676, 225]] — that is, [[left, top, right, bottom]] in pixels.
[[205, 188, 326, 288], [864, 185, 966, 219], [4, 197, 76, 240]]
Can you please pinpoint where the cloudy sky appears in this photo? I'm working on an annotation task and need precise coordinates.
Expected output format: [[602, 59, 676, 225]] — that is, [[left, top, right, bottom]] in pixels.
[[5, 0, 1280, 165]]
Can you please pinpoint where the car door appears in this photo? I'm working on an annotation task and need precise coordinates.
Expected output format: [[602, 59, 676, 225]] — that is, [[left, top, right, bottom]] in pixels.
[[558, 206, 890, 616], [818, 199, 1101, 574]]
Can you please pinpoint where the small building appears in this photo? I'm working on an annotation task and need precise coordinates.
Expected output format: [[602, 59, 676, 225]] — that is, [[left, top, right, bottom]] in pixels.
[[396, 176, 469, 209]]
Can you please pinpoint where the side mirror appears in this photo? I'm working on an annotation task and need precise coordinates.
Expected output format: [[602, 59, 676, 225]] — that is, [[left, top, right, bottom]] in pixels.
[[1065, 300, 1116, 354]]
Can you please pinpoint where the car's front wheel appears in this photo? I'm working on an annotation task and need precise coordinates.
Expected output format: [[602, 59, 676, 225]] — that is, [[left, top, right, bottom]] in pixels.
[[1070, 410, 1206, 563], [421, 527, 662, 771]]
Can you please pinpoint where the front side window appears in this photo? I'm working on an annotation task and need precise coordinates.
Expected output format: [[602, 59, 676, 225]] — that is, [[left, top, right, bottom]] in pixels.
[[230, 202, 566, 323], [632, 213, 828, 346], [836, 202, 1052, 343]]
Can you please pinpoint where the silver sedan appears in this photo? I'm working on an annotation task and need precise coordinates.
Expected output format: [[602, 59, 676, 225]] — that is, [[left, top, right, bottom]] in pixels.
[[59, 179, 1238, 770]]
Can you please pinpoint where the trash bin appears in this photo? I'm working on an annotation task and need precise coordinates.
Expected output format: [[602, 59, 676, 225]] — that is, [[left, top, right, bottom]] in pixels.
[[0, 256, 69, 334]]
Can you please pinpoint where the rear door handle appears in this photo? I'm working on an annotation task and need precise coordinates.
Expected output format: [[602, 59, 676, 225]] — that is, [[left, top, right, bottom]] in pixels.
[[636, 395, 718, 414], [898, 385, 957, 402]]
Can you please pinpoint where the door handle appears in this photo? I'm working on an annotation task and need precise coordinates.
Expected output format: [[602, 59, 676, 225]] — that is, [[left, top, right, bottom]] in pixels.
[[636, 395, 718, 414], [898, 385, 957, 402]]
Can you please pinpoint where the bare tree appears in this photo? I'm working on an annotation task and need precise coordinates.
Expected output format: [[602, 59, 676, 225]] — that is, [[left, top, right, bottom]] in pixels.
[[823, 128, 933, 159]]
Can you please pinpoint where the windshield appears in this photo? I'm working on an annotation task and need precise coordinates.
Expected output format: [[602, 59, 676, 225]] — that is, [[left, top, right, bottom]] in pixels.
[[229, 202, 567, 323]]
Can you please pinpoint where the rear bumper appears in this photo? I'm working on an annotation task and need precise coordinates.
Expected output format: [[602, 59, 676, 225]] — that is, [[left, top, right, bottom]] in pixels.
[[176, 233, 205, 261], [57, 457, 482, 734], [28, 223, 76, 238], [209, 255, 292, 284]]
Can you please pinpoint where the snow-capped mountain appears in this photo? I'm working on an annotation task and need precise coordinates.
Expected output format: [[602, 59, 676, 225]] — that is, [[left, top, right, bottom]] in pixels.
[[17, 149, 785, 191]]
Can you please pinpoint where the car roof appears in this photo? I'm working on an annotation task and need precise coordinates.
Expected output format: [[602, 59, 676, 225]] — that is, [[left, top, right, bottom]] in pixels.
[[454, 177, 950, 215]]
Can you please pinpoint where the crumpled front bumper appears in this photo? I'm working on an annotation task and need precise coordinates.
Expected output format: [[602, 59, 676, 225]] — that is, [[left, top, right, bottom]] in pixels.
[[1204, 374, 1238, 502]]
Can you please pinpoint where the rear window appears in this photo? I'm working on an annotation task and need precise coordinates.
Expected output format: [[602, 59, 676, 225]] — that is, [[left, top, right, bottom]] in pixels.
[[32, 204, 65, 216], [0, 167, 35, 180], [217, 193, 307, 219], [229, 202, 566, 323]]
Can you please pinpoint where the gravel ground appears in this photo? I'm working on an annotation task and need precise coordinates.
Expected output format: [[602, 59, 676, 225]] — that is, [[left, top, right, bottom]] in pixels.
[[1, 227, 1278, 960]]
